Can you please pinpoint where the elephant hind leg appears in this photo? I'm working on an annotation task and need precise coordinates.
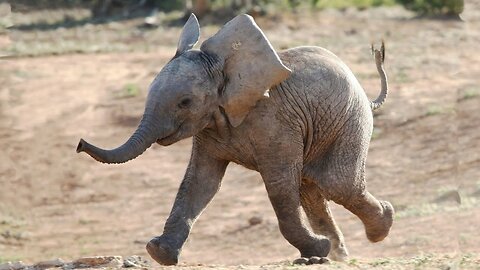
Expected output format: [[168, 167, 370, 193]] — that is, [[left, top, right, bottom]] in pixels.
[[304, 136, 394, 243], [344, 192, 394, 242], [300, 179, 349, 261]]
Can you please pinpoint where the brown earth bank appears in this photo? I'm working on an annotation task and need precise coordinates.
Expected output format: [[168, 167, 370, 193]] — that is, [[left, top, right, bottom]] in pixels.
[[0, 5, 479, 269]]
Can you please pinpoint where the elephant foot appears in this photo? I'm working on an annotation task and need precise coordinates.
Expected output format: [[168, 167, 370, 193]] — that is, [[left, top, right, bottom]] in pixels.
[[300, 237, 331, 258], [293, 256, 330, 265], [366, 200, 394, 242], [329, 243, 349, 262], [146, 236, 180, 266]]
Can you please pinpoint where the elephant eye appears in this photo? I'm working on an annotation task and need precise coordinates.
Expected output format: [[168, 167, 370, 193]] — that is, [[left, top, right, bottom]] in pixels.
[[178, 97, 193, 109]]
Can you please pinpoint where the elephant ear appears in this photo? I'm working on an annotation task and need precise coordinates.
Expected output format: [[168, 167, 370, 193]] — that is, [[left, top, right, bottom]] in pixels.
[[176, 14, 200, 56], [200, 14, 291, 127]]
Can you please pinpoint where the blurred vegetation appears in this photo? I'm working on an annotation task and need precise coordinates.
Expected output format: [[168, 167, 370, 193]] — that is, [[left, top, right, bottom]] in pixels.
[[396, 0, 463, 16], [9, 0, 464, 18]]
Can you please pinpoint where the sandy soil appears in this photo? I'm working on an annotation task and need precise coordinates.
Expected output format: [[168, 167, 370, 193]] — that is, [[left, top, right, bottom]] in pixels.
[[0, 5, 479, 269]]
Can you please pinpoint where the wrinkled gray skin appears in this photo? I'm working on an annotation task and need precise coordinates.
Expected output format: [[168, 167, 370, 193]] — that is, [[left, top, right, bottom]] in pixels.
[[77, 14, 394, 265]]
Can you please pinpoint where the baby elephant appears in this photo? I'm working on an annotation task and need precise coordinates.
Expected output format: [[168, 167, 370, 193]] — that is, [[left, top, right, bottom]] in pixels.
[[77, 14, 393, 265]]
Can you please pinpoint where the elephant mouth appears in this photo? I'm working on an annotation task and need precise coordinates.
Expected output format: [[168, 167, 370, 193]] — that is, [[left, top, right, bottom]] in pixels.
[[156, 133, 178, 146], [156, 122, 184, 146]]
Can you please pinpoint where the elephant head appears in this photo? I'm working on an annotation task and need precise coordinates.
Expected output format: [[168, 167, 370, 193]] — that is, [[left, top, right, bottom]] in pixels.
[[76, 14, 291, 164]]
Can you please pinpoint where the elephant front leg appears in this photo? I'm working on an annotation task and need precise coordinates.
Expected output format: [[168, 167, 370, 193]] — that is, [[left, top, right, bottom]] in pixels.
[[146, 142, 229, 265], [259, 161, 331, 264]]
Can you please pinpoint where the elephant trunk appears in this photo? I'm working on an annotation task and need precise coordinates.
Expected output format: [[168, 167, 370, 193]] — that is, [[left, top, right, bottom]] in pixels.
[[76, 114, 159, 164]]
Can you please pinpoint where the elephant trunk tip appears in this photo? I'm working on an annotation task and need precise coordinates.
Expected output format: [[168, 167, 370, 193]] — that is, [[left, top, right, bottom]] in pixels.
[[76, 115, 158, 164], [76, 138, 86, 153], [76, 138, 109, 163]]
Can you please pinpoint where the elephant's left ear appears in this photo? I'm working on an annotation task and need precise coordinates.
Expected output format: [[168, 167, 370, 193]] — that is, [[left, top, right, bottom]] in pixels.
[[200, 14, 291, 127]]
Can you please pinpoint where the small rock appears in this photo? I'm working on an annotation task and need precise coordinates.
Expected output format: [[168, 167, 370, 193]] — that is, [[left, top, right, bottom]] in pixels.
[[142, 9, 159, 28], [73, 256, 122, 268], [292, 257, 309, 265], [0, 261, 26, 270], [34, 259, 65, 269], [133, 240, 146, 245], [143, 16, 158, 28], [248, 216, 263, 226], [60, 263, 74, 270], [123, 256, 149, 268]]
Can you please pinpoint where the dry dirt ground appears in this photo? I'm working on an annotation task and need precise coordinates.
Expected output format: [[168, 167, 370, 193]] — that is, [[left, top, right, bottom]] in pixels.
[[1, 4, 479, 270]]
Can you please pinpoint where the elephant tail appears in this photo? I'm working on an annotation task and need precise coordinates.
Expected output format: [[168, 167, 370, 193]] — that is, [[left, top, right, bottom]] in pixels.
[[370, 41, 388, 111]]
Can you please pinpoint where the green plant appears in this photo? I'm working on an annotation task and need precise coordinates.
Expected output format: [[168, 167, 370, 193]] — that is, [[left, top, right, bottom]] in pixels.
[[122, 83, 140, 98], [78, 218, 92, 225], [462, 87, 479, 100], [425, 104, 443, 116], [314, 0, 395, 9], [412, 254, 433, 266], [348, 258, 359, 266], [395, 0, 464, 17], [0, 256, 22, 263], [152, 0, 185, 12], [370, 258, 392, 266], [371, 127, 382, 140], [396, 196, 477, 218]]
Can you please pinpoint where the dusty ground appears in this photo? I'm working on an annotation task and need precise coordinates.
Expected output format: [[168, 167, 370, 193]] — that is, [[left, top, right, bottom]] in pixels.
[[1, 4, 479, 269]]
